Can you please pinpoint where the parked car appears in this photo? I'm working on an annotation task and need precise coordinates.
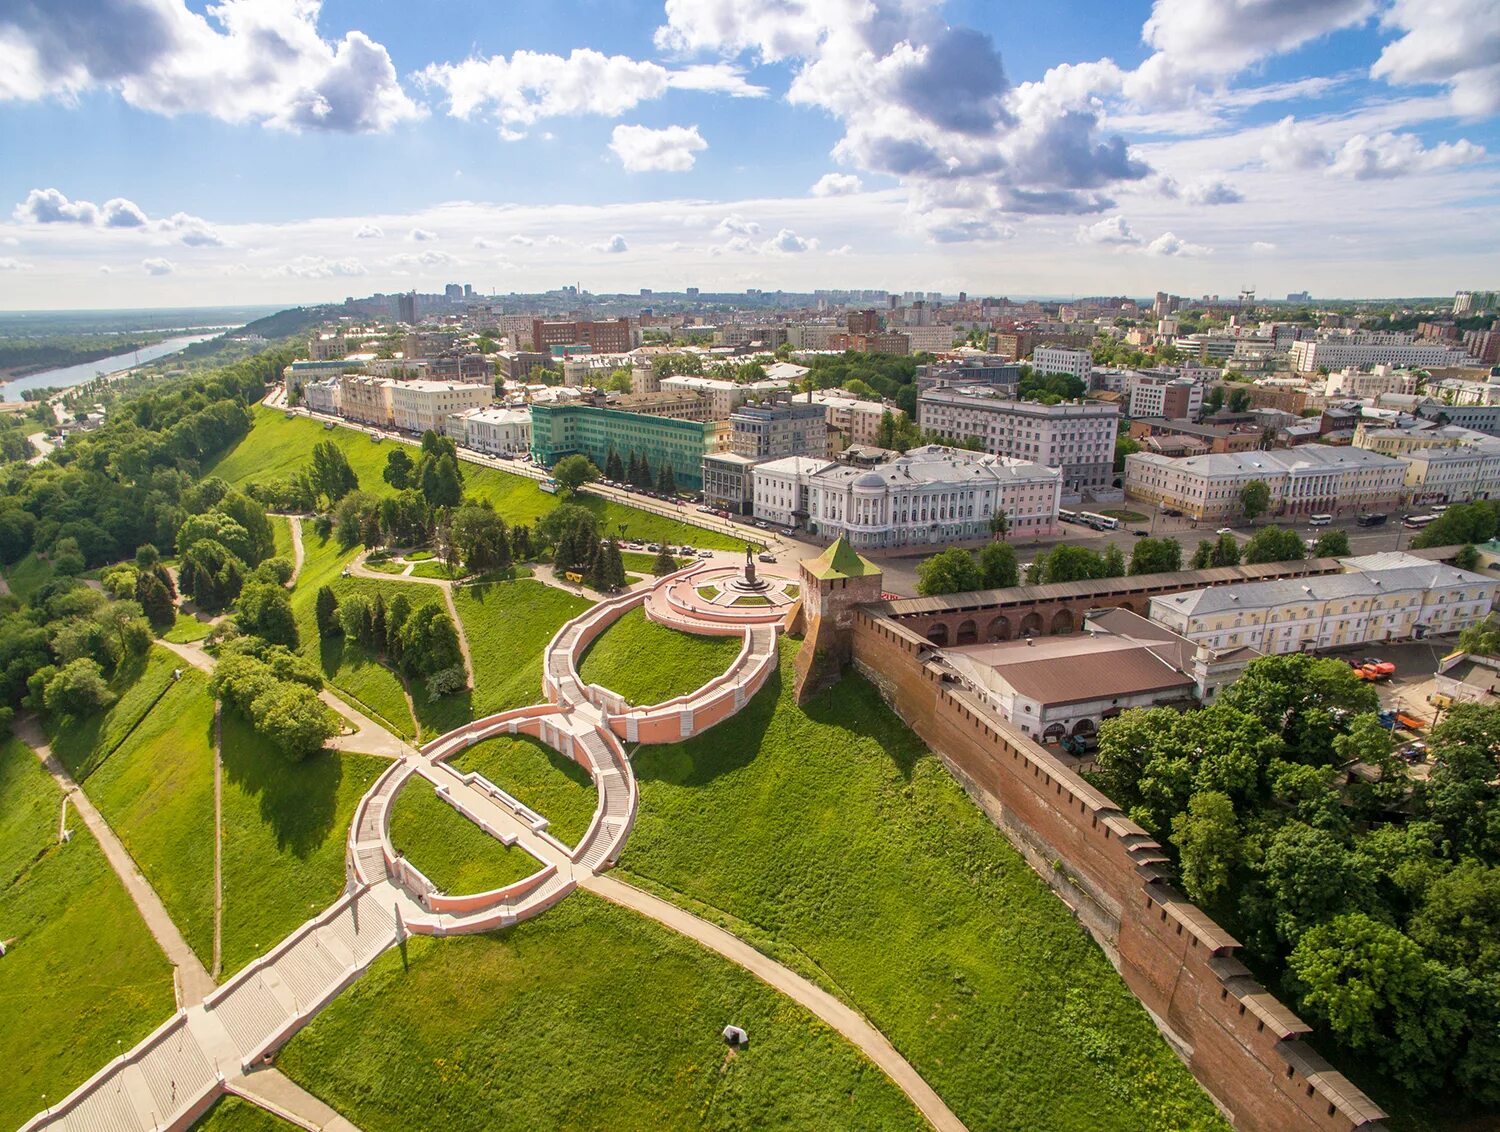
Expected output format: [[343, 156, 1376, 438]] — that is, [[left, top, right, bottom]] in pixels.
[[1132, 528, 1148, 537], [781, 527, 796, 536], [1216, 527, 1235, 535], [1161, 507, 1183, 517], [758, 552, 776, 564], [697, 549, 713, 558]]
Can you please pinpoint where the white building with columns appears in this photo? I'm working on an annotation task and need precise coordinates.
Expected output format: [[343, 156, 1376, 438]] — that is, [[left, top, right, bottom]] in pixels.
[[389, 380, 494, 435], [449, 406, 532, 456]]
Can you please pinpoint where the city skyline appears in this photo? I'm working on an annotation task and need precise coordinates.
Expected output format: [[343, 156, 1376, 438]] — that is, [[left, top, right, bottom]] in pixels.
[[1, 0, 1497, 308]]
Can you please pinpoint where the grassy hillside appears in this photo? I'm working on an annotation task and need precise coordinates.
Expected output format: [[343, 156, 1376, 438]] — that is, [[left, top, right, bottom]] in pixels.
[[0, 739, 175, 1130], [451, 579, 590, 717], [578, 607, 744, 706], [278, 894, 925, 1132], [192, 1096, 299, 1131], [620, 645, 1229, 1132], [386, 778, 541, 894], [451, 735, 597, 848], [49, 645, 182, 780]]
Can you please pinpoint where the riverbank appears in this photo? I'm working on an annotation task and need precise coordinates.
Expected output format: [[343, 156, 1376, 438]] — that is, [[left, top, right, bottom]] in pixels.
[[3, 331, 222, 399]]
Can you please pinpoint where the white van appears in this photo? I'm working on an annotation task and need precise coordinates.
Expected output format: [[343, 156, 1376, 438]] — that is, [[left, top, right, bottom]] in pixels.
[[1309, 513, 1333, 526]]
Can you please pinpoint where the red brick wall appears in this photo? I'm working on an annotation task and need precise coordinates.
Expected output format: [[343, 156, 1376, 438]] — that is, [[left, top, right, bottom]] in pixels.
[[848, 610, 1386, 1132]]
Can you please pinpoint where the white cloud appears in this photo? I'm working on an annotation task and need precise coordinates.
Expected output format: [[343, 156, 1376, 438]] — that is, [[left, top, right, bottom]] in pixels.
[[593, 234, 629, 254], [353, 224, 383, 238], [714, 214, 760, 237], [1076, 215, 1140, 245], [763, 228, 817, 253], [1179, 178, 1243, 205], [1373, 0, 1500, 116], [811, 173, 863, 196], [471, 236, 498, 249], [276, 255, 366, 278], [1251, 241, 1278, 252], [0, 0, 420, 132], [408, 227, 438, 242], [828, 244, 853, 256], [12, 187, 224, 245], [1329, 131, 1486, 179], [0, 257, 31, 271], [141, 257, 175, 275], [388, 249, 456, 269], [1146, 231, 1211, 257], [508, 234, 534, 246], [609, 124, 707, 172], [420, 48, 667, 130], [666, 63, 767, 98]]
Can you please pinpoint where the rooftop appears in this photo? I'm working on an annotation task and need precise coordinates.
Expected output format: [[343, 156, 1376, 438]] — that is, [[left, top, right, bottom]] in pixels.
[[804, 536, 881, 581]]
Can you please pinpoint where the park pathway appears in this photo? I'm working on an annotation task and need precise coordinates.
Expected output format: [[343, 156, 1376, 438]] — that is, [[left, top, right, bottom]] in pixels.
[[13, 715, 217, 1008], [212, 704, 224, 980], [285, 515, 305, 586], [227, 1067, 364, 1132]]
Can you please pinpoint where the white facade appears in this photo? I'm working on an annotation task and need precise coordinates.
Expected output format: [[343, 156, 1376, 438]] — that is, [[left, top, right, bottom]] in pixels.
[[917, 390, 1118, 491], [1289, 338, 1478, 373], [302, 377, 340, 415], [1032, 345, 1094, 383], [1151, 555, 1500, 654], [1324, 364, 1418, 399], [452, 407, 532, 455], [808, 390, 888, 446], [752, 444, 1061, 547], [1124, 444, 1407, 520], [659, 375, 796, 419], [1128, 375, 1203, 421], [1400, 444, 1500, 503], [388, 380, 493, 435]]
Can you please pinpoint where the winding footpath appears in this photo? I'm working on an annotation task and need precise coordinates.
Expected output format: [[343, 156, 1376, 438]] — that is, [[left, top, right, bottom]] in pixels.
[[23, 559, 965, 1132]]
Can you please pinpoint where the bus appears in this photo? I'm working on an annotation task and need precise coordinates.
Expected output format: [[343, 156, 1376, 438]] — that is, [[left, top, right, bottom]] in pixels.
[[1309, 513, 1333, 526], [1078, 511, 1120, 530], [539, 478, 559, 495], [1403, 514, 1437, 529], [1058, 509, 1080, 524], [1356, 513, 1388, 527]]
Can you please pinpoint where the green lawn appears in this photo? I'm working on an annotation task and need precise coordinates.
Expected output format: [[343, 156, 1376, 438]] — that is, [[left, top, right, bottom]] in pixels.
[[410, 560, 459, 579], [85, 668, 218, 968], [49, 645, 183, 781], [0, 738, 175, 1131], [270, 514, 293, 562], [361, 558, 407, 575], [452, 735, 597, 848], [277, 894, 925, 1132], [386, 777, 541, 895], [3, 551, 54, 603], [620, 646, 1229, 1132], [451, 579, 590, 717], [208, 408, 750, 551], [578, 607, 743, 706], [192, 1096, 300, 1131], [164, 610, 214, 643], [219, 710, 387, 977]]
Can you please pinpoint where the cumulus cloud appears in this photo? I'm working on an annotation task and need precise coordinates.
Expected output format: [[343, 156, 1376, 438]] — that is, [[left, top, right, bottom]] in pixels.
[[593, 234, 629, 254], [763, 228, 817, 253], [0, 0, 420, 132], [1146, 231, 1211, 257], [1329, 131, 1486, 179], [1076, 215, 1140, 245], [408, 227, 438, 242], [1180, 178, 1244, 205], [1373, 0, 1500, 115], [0, 257, 31, 271], [12, 187, 224, 245], [714, 213, 760, 237], [141, 257, 175, 275], [608, 123, 707, 172], [508, 234, 534, 246], [277, 255, 367, 278], [1251, 241, 1278, 252], [388, 249, 456, 269], [810, 173, 863, 196], [353, 224, 383, 238]]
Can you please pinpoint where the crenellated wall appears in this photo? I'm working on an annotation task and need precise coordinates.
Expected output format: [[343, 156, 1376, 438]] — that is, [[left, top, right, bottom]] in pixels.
[[848, 608, 1388, 1132]]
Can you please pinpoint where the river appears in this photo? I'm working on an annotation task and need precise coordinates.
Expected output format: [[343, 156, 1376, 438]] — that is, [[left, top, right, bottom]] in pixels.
[[2, 331, 223, 399]]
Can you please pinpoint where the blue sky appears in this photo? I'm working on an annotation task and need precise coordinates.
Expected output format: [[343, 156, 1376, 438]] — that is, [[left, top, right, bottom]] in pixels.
[[0, 0, 1496, 307]]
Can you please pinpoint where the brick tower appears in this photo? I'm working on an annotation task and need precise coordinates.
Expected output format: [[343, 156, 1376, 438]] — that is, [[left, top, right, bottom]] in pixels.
[[792, 536, 884, 703]]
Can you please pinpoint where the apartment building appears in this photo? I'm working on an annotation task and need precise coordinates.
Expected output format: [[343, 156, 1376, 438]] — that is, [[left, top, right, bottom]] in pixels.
[[339, 375, 395, 428], [531, 318, 634, 356], [917, 389, 1118, 491], [658, 375, 795, 419], [1128, 375, 1202, 421], [809, 390, 887, 447], [1032, 345, 1094, 384], [450, 406, 531, 456], [1324, 365, 1419, 399], [389, 380, 493, 435], [729, 396, 828, 460], [1289, 338, 1478, 373], [701, 451, 759, 515], [751, 444, 1061, 546], [284, 359, 352, 396], [903, 325, 958, 353], [1124, 444, 1405, 520], [1400, 444, 1500, 504], [302, 378, 340, 416], [529, 402, 721, 490], [1151, 554, 1500, 655]]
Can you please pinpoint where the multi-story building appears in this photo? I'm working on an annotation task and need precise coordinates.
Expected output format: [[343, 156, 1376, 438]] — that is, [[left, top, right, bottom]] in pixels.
[[1462, 328, 1500, 365], [701, 451, 759, 515], [397, 292, 416, 325], [389, 380, 493, 435], [917, 389, 1118, 492], [451, 406, 531, 456], [427, 352, 493, 382], [302, 377, 340, 416], [992, 330, 1089, 361], [529, 402, 721, 490], [752, 445, 1061, 546], [1416, 402, 1500, 436], [1324, 364, 1419, 399], [917, 358, 1025, 391], [729, 396, 828, 460], [404, 330, 459, 359], [1032, 345, 1094, 384], [903, 325, 958, 353], [338, 375, 395, 428], [1124, 444, 1405, 520], [284, 359, 353, 396], [785, 322, 839, 349], [1128, 375, 1202, 421], [601, 389, 712, 421], [846, 309, 882, 336], [308, 334, 348, 361], [1398, 443, 1500, 504], [1128, 417, 1263, 454], [808, 390, 888, 447], [658, 375, 796, 419], [1288, 337, 1478, 373], [1151, 553, 1500, 655], [531, 318, 635, 356]]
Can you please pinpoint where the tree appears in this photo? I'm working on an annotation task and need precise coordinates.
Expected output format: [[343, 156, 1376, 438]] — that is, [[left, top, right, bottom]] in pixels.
[[1311, 529, 1351, 558], [333, 491, 381, 549], [1409, 861, 1500, 979], [988, 512, 1009, 541], [1412, 501, 1500, 549], [310, 440, 358, 504], [917, 547, 982, 595], [1458, 614, 1500, 657], [651, 547, 677, 576], [1239, 479, 1271, 523], [449, 503, 511, 575], [1190, 533, 1241, 569], [511, 524, 533, 562], [604, 446, 624, 481], [1170, 791, 1241, 906], [1262, 822, 1366, 944], [1035, 544, 1107, 584], [248, 681, 338, 761], [235, 581, 299, 648], [218, 492, 275, 564], [1227, 387, 1252, 413], [1243, 525, 1305, 564], [396, 601, 464, 681], [553, 454, 601, 494], [1454, 543, 1481, 571], [420, 451, 464, 509], [43, 657, 115, 717], [1423, 703, 1500, 858], [1114, 435, 1140, 473], [178, 539, 247, 612], [1100, 543, 1126, 578], [1203, 386, 1225, 414], [135, 570, 176, 631], [1129, 537, 1182, 575], [315, 585, 340, 638], [656, 462, 677, 496], [977, 542, 1019, 588], [1222, 653, 1379, 765]]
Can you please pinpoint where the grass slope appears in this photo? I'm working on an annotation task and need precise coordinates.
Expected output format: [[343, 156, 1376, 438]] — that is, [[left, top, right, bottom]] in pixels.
[[209, 407, 749, 550], [3, 551, 55, 603], [164, 611, 214, 643], [85, 668, 218, 968], [270, 514, 293, 562], [278, 894, 925, 1132], [451, 579, 589, 717], [621, 645, 1229, 1132], [192, 1096, 300, 1131], [219, 710, 387, 976], [49, 645, 181, 780], [386, 778, 541, 894], [452, 735, 597, 848], [578, 606, 743, 706], [0, 739, 175, 1130]]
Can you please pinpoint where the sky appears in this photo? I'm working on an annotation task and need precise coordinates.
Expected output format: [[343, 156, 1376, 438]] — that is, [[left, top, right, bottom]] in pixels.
[[0, 0, 1496, 309]]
